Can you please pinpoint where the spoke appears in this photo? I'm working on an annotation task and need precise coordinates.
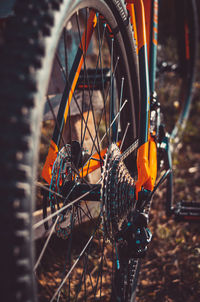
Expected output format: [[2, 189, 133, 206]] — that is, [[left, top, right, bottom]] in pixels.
[[34, 216, 59, 271], [56, 292, 61, 302], [65, 206, 76, 301], [56, 53, 66, 81], [76, 204, 99, 229], [97, 19, 107, 132], [73, 13, 109, 179], [84, 57, 119, 177], [50, 230, 97, 302], [36, 182, 64, 199], [47, 92, 94, 187], [116, 77, 124, 143], [83, 200, 95, 221], [80, 8, 88, 169], [74, 243, 95, 301], [94, 236, 105, 300], [54, 50, 101, 159], [74, 257, 86, 301], [91, 57, 118, 137], [81, 7, 88, 156], [78, 93, 122, 179], [75, 14, 101, 157], [75, 12, 102, 160], [120, 122, 130, 151], [85, 245, 95, 295], [76, 204, 83, 226], [79, 56, 119, 177], [34, 183, 79, 270], [100, 99, 128, 145], [109, 38, 114, 145], [33, 179, 101, 230], [88, 56, 119, 151], [63, 28, 72, 148], [82, 18, 107, 177]]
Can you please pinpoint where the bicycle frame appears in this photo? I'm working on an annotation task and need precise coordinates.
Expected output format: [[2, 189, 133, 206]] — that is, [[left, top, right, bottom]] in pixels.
[[42, 0, 160, 200], [131, 0, 197, 201], [126, 0, 159, 198]]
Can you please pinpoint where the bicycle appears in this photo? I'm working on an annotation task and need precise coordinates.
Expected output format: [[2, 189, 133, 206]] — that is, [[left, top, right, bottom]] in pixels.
[[0, 0, 198, 301]]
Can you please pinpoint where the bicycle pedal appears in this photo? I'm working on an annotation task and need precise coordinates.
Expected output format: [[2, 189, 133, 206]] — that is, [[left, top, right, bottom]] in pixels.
[[174, 201, 200, 222]]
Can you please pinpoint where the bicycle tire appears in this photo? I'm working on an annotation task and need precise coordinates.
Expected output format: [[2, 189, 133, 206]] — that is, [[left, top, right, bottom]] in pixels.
[[158, 0, 198, 136], [157, 0, 198, 215], [0, 0, 141, 301]]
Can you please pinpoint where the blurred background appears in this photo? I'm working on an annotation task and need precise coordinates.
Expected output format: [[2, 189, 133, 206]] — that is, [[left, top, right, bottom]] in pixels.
[[137, 1, 200, 301]]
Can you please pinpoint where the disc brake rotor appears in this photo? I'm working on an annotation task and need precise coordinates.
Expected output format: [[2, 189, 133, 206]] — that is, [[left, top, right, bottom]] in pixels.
[[49, 144, 76, 239]]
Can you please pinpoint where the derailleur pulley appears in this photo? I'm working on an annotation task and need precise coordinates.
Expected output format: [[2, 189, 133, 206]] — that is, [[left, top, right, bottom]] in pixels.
[[115, 211, 152, 259]]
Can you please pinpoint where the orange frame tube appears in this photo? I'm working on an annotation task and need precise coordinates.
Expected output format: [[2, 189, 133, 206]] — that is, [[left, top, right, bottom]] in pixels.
[[126, 0, 157, 198]]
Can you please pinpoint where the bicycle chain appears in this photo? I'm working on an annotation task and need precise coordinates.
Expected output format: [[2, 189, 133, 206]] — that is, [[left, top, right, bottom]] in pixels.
[[101, 143, 143, 298]]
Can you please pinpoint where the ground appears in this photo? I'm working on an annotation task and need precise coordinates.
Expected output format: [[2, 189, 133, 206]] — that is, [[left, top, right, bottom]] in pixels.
[[137, 69, 200, 302]]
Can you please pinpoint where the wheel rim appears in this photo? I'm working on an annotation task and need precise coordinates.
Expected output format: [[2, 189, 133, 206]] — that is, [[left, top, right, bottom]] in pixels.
[[34, 6, 137, 301]]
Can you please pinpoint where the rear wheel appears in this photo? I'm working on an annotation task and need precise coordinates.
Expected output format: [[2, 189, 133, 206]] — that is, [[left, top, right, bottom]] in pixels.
[[0, 0, 141, 301]]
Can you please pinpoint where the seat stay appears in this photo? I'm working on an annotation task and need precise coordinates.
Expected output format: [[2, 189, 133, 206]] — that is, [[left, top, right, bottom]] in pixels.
[[126, 0, 158, 199]]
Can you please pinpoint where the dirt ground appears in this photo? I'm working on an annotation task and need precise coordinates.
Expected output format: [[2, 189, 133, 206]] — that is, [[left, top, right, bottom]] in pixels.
[[136, 79, 200, 302]]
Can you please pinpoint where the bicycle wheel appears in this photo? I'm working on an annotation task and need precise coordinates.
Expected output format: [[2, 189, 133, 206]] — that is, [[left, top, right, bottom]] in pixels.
[[157, 0, 198, 214], [0, 0, 141, 301]]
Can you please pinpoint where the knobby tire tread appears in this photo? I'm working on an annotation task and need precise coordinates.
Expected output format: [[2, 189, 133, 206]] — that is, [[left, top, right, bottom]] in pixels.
[[0, 0, 140, 301]]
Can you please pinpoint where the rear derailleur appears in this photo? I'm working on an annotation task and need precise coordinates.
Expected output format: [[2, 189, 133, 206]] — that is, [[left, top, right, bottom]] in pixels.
[[115, 211, 152, 259]]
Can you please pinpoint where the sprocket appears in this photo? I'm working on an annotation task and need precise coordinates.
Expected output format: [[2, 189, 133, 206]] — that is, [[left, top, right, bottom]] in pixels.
[[101, 143, 137, 241]]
